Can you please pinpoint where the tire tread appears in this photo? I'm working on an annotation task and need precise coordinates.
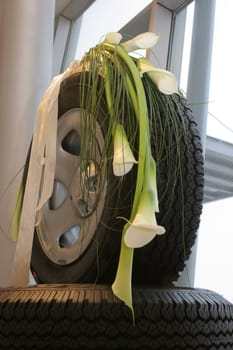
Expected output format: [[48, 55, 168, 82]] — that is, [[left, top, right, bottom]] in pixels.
[[0, 285, 232, 349]]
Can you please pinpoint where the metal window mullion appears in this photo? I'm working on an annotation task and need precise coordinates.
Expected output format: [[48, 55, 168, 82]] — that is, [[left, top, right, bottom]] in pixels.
[[53, 15, 71, 76], [186, 0, 216, 147], [61, 16, 83, 71], [167, 8, 187, 82], [177, 0, 216, 288]]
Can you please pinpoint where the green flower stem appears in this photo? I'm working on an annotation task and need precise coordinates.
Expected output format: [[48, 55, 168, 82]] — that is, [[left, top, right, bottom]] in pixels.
[[101, 43, 154, 313], [83, 42, 157, 314], [125, 73, 153, 194], [102, 55, 136, 315], [111, 235, 135, 317], [12, 183, 24, 242], [102, 42, 151, 214], [103, 62, 117, 134]]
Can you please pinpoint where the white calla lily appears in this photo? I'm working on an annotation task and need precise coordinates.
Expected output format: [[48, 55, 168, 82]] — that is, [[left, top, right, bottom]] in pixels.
[[138, 58, 178, 95], [112, 241, 134, 314], [113, 123, 137, 176], [122, 32, 159, 53], [124, 189, 165, 248], [104, 32, 122, 44]]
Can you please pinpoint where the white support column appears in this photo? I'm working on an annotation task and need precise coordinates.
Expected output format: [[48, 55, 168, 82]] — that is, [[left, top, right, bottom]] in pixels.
[[0, 0, 55, 286], [177, 0, 216, 287]]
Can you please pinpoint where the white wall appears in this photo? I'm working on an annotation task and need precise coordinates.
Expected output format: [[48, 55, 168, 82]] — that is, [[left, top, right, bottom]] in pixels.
[[0, 0, 55, 286]]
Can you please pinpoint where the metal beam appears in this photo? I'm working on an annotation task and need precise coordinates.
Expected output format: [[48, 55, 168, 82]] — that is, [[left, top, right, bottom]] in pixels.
[[176, 0, 216, 289], [168, 6, 187, 80], [61, 0, 95, 20], [53, 15, 71, 75], [186, 0, 216, 147], [61, 16, 83, 71]]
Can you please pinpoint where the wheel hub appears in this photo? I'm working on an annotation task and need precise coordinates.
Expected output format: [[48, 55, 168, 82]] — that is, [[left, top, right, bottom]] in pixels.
[[36, 108, 106, 265], [71, 160, 100, 217]]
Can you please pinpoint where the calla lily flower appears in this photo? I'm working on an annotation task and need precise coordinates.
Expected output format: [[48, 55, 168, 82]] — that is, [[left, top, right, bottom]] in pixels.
[[112, 241, 134, 314], [113, 123, 137, 176], [122, 32, 159, 53], [138, 58, 178, 95], [104, 32, 122, 44], [124, 189, 165, 248]]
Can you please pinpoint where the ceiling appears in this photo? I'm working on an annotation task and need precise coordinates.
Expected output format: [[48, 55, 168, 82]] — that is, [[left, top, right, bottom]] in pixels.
[[54, 0, 195, 21], [55, 0, 72, 16], [55, 0, 95, 20], [158, 0, 193, 11]]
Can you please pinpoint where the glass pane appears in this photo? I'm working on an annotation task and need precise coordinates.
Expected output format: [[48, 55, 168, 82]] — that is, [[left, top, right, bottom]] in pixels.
[[195, 197, 233, 303], [179, 2, 195, 93], [75, 0, 152, 59], [207, 1, 233, 144], [173, 0, 233, 301], [195, 0, 233, 302]]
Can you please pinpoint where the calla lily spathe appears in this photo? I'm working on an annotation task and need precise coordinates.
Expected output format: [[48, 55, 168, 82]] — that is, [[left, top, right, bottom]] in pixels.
[[124, 189, 165, 248], [138, 58, 178, 95], [104, 32, 123, 44], [113, 123, 137, 176], [122, 32, 159, 53]]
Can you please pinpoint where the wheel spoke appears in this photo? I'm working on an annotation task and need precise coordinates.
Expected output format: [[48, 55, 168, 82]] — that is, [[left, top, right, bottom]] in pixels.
[[55, 145, 80, 186], [35, 107, 106, 266], [56, 109, 82, 186], [40, 197, 80, 245]]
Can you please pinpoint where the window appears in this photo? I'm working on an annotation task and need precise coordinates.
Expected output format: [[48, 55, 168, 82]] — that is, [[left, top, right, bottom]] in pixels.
[[175, 0, 233, 301], [194, 0, 233, 302]]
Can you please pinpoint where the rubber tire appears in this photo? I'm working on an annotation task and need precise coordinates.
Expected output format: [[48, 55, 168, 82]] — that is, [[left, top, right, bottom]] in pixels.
[[0, 285, 232, 349], [30, 72, 204, 285], [133, 92, 204, 285], [31, 73, 132, 283]]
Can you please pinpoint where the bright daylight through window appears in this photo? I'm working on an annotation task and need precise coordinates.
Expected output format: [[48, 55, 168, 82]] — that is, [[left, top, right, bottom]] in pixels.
[[180, 0, 233, 303]]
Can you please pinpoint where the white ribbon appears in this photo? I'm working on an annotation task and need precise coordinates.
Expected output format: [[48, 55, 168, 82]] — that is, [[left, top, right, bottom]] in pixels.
[[11, 61, 80, 286]]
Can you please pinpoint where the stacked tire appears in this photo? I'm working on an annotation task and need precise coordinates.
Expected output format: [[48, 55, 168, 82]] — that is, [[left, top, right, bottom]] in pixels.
[[0, 72, 232, 349], [0, 285, 232, 349]]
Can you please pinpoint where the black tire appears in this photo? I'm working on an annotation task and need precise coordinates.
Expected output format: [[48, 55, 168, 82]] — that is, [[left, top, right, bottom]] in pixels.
[[0, 285, 232, 349], [133, 92, 204, 285], [30, 72, 204, 285], [31, 73, 132, 283]]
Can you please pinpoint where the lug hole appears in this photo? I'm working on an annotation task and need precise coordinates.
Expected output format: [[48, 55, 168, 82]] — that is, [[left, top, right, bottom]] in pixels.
[[58, 226, 81, 248], [62, 130, 81, 156]]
